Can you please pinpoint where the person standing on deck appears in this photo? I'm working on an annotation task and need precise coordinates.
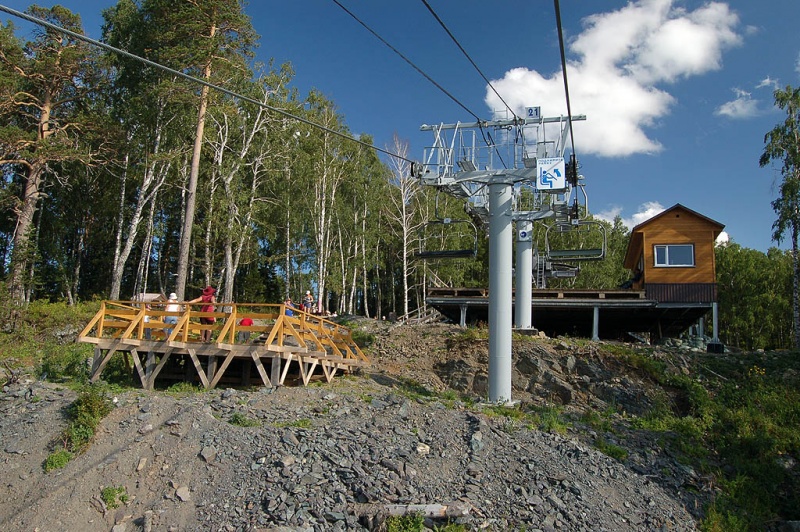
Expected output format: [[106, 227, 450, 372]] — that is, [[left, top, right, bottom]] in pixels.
[[189, 286, 216, 342]]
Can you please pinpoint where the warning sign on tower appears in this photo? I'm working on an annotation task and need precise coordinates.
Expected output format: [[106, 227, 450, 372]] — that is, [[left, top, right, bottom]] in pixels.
[[537, 157, 566, 190]]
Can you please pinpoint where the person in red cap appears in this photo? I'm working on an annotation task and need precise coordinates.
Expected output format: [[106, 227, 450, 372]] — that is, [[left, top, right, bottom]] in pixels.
[[189, 286, 216, 342]]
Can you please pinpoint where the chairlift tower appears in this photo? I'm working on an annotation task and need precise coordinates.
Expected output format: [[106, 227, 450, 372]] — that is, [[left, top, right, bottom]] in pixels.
[[415, 110, 586, 403]]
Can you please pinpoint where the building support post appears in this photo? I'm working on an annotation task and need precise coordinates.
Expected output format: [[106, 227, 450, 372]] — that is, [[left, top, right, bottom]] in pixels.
[[592, 306, 600, 341], [515, 220, 533, 329], [459, 304, 467, 328], [488, 181, 513, 403], [707, 302, 725, 353], [712, 302, 719, 342]]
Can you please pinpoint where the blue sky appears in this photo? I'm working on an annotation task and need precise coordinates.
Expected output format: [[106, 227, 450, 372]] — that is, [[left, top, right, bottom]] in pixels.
[[4, 0, 800, 252]]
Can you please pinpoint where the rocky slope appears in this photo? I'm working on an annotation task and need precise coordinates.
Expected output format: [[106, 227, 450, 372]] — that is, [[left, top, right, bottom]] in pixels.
[[0, 321, 707, 531]]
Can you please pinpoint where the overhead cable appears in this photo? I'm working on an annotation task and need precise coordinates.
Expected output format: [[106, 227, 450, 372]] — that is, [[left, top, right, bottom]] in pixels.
[[0, 4, 411, 162], [331, 0, 483, 123], [420, 0, 519, 123], [553, 0, 577, 158]]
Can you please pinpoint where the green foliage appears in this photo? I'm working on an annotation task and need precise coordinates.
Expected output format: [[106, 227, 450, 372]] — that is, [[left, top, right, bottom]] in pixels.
[[43, 450, 73, 472], [594, 437, 628, 461], [580, 410, 612, 432], [531, 405, 569, 434], [448, 326, 488, 344], [39, 343, 91, 382], [623, 348, 800, 528], [386, 513, 425, 532], [716, 243, 792, 349], [58, 386, 113, 455], [100, 486, 129, 509], [164, 382, 204, 396], [228, 412, 260, 427], [275, 418, 312, 429], [42, 386, 113, 472], [350, 329, 375, 348]]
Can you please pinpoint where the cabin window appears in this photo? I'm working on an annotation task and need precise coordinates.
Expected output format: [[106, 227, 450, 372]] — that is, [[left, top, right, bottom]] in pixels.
[[654, 244, 694, 267]]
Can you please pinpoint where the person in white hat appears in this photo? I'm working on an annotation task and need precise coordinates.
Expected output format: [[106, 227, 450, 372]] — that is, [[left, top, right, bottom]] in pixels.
[[164, 292, 181, 337], [303, 290, 315, 313]]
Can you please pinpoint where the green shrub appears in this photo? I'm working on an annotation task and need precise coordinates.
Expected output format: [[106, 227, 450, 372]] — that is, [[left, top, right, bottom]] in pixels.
[[49, 386, 113, 463], [43, 449, 73, 472], [228, 412, 260, 427], [164, 381, 204, 395], [594, 437, 628, 461], [531, 405, 568, 434], [39, 343, 91, 382], [350, 329, 375, 348], [386, 513, 425, 532], [100, 486, 129, 509]]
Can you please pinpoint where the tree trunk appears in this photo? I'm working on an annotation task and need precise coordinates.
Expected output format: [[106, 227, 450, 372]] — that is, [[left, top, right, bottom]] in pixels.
[[175, 26, 215, 299], [9, 161, 46, 302], [793, 222, 799, 349]]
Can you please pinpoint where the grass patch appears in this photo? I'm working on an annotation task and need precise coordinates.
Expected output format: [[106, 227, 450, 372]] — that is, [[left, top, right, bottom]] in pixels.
[[594, 437, 628, 461], [530, 404, 569, 434], [350, 329, 375, 348], [44, 386, 113, 472], [43, 449, 73, 472], [275, 418, 312, 429], [386, 514, 424, 532], [228, 412, 260, 427], [164, 381, 204, 396], [100, 486, 129, 509]]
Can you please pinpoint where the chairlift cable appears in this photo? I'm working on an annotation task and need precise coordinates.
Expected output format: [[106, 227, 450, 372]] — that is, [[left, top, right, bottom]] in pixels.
[[419, 0, 519, 123], [553, 0, 578, 158], [553, 0, 582, 217], [331, 0, 507, 168], [0, 4, 413, 163], [331, 0, 482, 123]]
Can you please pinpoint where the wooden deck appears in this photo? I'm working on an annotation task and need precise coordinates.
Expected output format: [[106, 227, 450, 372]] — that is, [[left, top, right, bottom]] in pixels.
[[78, 301, 369, 390]]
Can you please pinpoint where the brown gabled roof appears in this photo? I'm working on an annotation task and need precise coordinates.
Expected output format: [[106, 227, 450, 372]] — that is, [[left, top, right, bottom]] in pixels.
[[623, 204, 725, 268], [629, 203, 724, 234]]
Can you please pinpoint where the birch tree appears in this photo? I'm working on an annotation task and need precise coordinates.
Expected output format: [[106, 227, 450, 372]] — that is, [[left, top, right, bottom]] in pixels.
[[760, 85, 800, 349], [386, 134, 421, 317]]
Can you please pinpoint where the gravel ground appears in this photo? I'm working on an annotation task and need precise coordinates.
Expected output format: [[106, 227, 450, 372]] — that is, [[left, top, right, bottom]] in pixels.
[[0, 322, 705, 531]]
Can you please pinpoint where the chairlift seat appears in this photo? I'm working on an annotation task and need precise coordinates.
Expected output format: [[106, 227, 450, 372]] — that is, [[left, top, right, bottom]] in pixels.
[[548, 248, 604, 260], [414, 249, 477, 260]]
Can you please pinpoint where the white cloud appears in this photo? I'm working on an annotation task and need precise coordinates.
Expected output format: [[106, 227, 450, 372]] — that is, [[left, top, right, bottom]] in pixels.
[[485, 0, 742, 158], [715, 87, 760, 118], [757, 77, 779, 90], [596, 201, 665, 229], [715, 231, 730, 246]]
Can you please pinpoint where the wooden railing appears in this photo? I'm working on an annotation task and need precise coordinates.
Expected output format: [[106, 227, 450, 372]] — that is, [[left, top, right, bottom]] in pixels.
[[79, 300, 368, 364]]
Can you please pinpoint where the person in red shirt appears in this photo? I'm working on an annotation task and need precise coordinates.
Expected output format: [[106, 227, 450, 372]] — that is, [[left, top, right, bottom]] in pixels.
[[238, 316, 253, 343], [188, 286, 216, 342]]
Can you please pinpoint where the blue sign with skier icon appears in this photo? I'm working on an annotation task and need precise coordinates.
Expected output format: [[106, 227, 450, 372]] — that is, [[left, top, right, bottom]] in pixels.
[[537, 157, 566, 190]]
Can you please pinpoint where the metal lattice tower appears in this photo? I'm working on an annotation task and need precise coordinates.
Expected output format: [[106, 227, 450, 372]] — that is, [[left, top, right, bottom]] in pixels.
[[414, 110, 587, 403]]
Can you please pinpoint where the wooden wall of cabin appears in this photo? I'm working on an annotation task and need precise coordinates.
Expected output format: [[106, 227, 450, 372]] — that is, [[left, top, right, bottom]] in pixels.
[[638, 213, 719, 284]]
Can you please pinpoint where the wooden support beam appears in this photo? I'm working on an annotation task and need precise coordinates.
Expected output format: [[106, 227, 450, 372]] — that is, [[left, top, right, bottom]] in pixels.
[[208, 350, 238, 389], [130, 348, 147, 387], [186, 348, 210, 389], [250, 349, 272, 388], [89, 340, 123, 383], [147, 348, 174, 389]]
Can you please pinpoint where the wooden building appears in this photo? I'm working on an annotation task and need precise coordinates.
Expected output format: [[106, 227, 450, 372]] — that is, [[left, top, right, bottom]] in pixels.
[[426, 204, 726, 342], [623, 203, 724, 304]]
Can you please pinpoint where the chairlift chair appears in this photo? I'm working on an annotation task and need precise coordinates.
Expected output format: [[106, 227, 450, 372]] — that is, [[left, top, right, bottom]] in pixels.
[[413, 217, 478, 260], [544, 220, 607, 261]]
